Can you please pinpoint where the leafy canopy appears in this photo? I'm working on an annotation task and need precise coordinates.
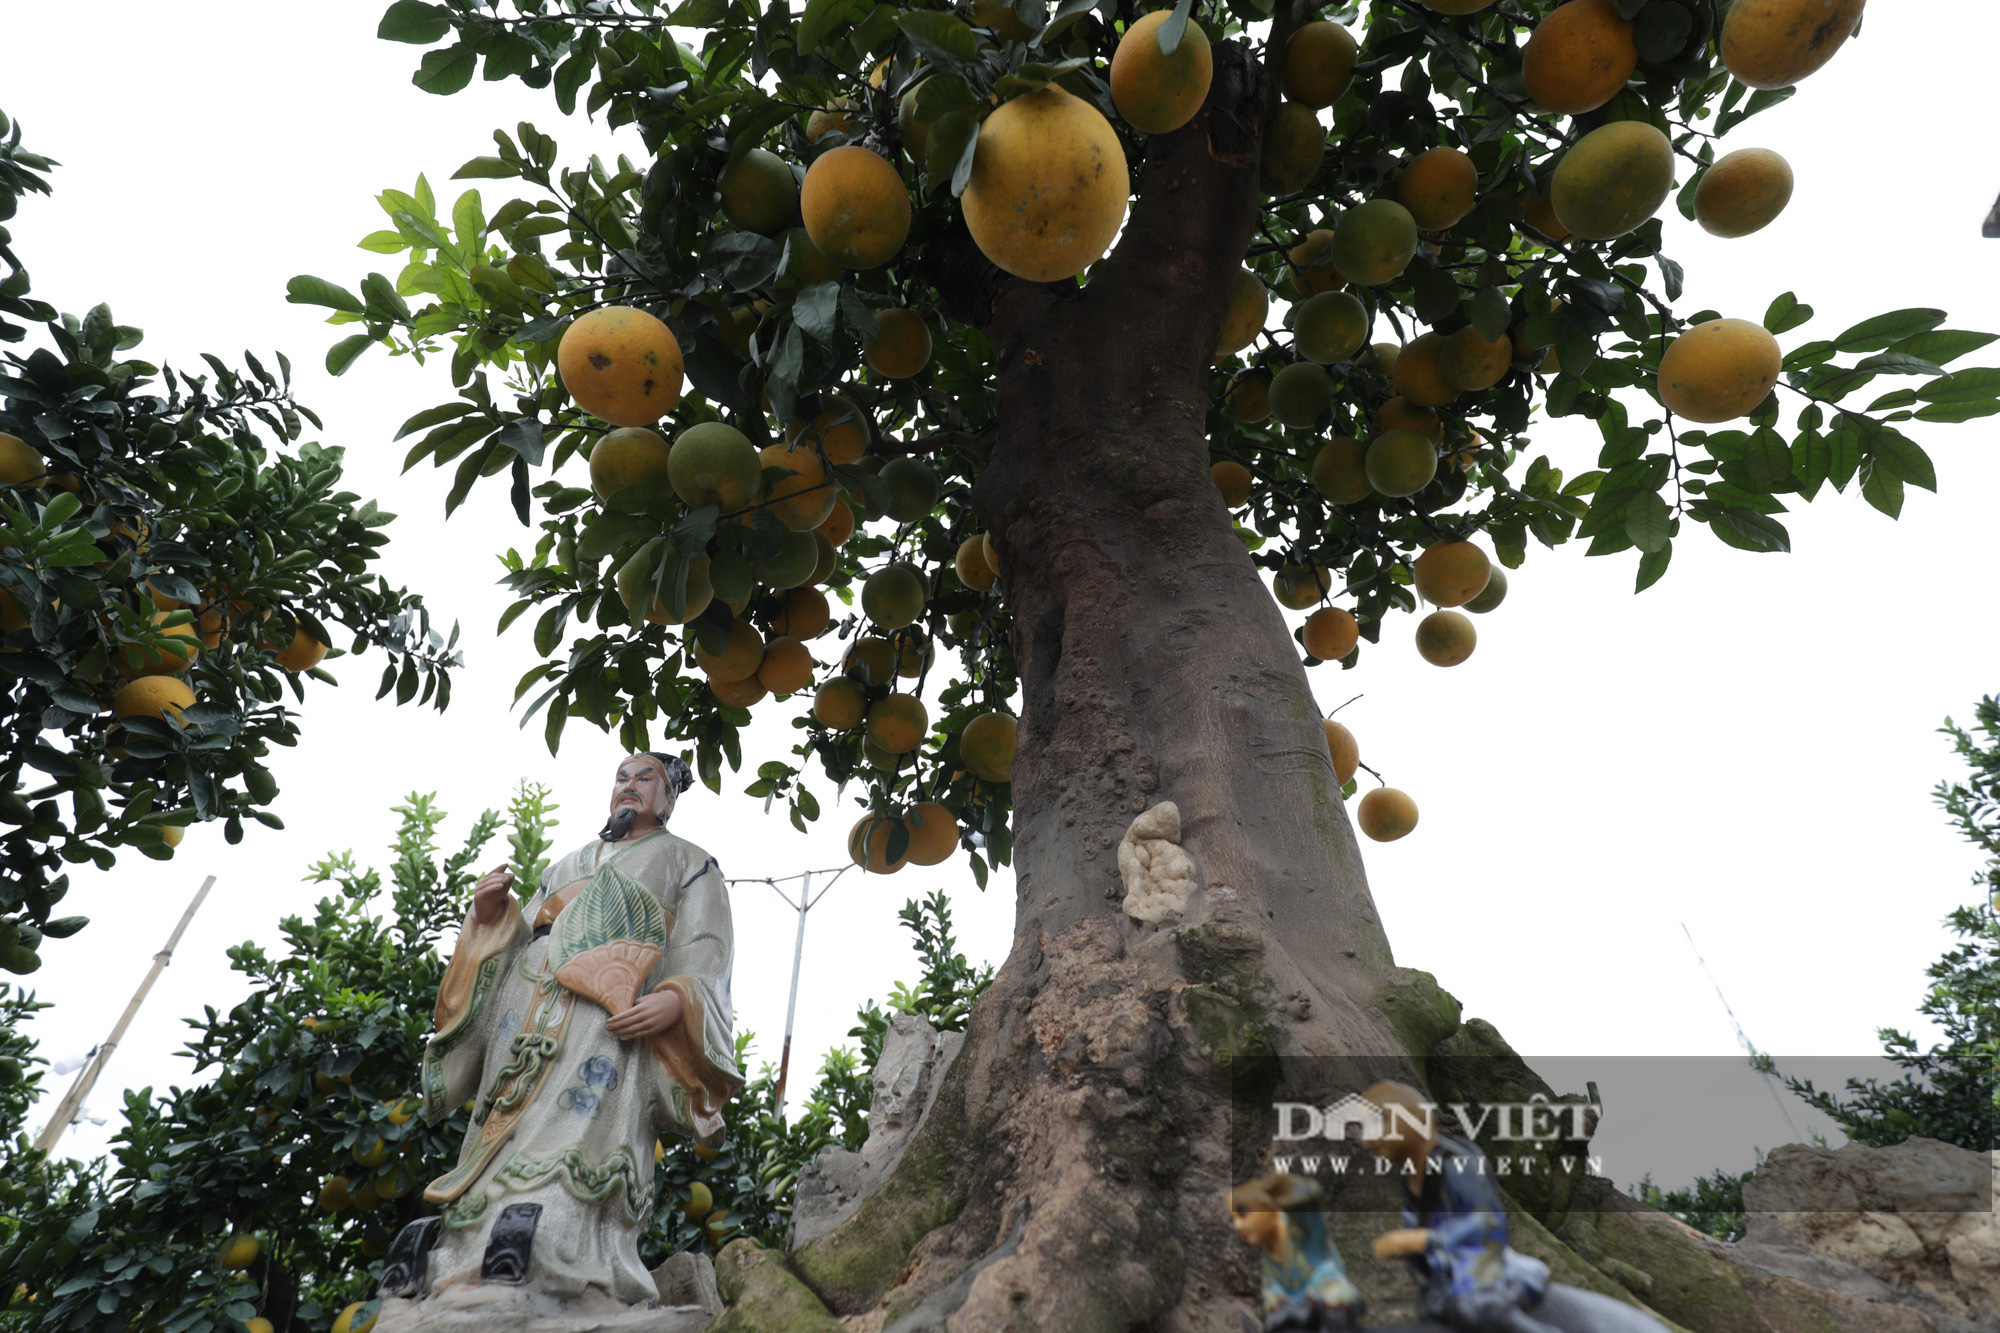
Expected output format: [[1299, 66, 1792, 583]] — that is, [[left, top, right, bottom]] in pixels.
[[0, 112, 459, 985], [290, 0, 2000, 876]]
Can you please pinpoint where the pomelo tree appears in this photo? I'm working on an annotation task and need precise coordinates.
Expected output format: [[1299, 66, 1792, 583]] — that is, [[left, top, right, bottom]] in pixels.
[[0, 113, 460, 986], [295, 0, 1999, 1321]]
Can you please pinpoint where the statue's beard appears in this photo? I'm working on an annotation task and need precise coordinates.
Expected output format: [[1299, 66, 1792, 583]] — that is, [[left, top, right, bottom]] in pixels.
[[599, 806, 639, 842]]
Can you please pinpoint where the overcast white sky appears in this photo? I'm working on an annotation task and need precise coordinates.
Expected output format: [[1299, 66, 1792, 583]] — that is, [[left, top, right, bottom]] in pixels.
[[4, 3, 1994, 1187]]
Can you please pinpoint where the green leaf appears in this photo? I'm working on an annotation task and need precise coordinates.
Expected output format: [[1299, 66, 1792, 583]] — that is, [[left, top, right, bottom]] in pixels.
[[1917, 365, 2000, 405], [1740, 428, 1792, 488], [1833, 307, 1946, 354], [1886, 329, 1997, 366], [1763, 291, 1812, 335], [1864, 425, 1936, 492], [285, 275, 365, 314], [361, 272, 412, 323], [1715, 506, 1790, 552], [949, 118, 981, 198], [451, 156, 520, 180], [326, 334, 376, 377], [414, 42, 479, 96], [1623, 490, 1671, 553], [1913, 399, 2000, 424], [793, 282, 841, 341], [896, 10, 982, 65], [798, 0, 867, 54], [1634, 541, 1671, 592], [1157, 0, 1196, 56], [1470, 285, 1510, 343], [379, 0, 451, 43], [1858, 457, 1904, 518], [358, 229, 410, 254]]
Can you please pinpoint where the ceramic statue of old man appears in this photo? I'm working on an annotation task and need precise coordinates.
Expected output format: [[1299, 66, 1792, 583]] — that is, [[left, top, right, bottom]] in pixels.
[[380, 752, 742, 1306]]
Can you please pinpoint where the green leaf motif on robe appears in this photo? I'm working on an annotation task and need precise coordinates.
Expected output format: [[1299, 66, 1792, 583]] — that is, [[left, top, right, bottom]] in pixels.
[[548, 864, 667, 973]]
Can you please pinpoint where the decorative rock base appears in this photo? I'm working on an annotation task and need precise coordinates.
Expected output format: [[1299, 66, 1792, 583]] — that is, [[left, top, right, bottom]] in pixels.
[[374, 1254, 720, 1333]]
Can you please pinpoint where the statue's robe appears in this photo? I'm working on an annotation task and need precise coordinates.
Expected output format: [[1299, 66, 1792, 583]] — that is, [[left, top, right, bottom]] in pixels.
[[416, 827, 742, 1302]]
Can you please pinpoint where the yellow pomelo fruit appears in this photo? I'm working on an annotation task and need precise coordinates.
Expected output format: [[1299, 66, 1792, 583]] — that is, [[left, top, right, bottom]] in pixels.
[[1110, 11, 1214, 135], [1330, 200, 1418, 286], [1283, 22, 1359, 109], [773, 586, 831, 639], [757, 637, 815, 695], [963, 86, 1128, 282], [783, 395, 870, 465], [863, 309, 934, 378], [955, 535, 997, 591], [867, 692, 929, 754], [129, 612, 199, 676], [849, 814, 909, 874], [1520, 187, 1570, 242], [960, 711, 1018, 782], [718, 148, 799, 235], [1214, 269, 1269, 358], [1397, 147, 1478, 231], [1376, 397, 1443, 443], [695, 620, 764, 682], [880, 457, 940, 522], [759, 442, 838, 530], [1311, 437, 1372, 505], [113, 674, 194, 722], [590, 426, 674, 510], [1694, 148, 1793, 238], [1229, 374, 1271, 422], [1272, 563, 1331, 611], [332, 1305, 379, 1333], [1259, 103, 1324, 194], [1303, 606, 1359, 661], [275, 628, 328, 673], [557, 307, 684, 427], [1322, 720, 1359, 785], [801, 145, 911, 270], [0, 432, 48, 486], [618, 545, 714, 625], [1288, 229, 1345, 296], [1267, 362, 1334, 429], [219, 1235, 260, 1271], [1523, 0, 1638, 115], [781, 226, 841, 287], [807, 101, 856, 143], [711, 670, 766, 709], [1365, 429, 1439, 498], [970, 0, 1035, 41], [1463, 565, 1508, 614], [1657, 318, 1782, 423], [247, 1320, 276, 1333], [1414, 609, 1476, 666], [1720, 0, 1864, 90], [1391, 332, 1459, 408], [1294, 291, 1368, 365], [904, 801, 960, 866], [1363, 341, 1402, 372], [668, 422, 762, 511], [1210, 460, 1253, 508], [1412, 541, 1491, 607], [814, 677, 866, 729], [1357, 787, 1418, 842], [1439, 325, 1513, 392], [318, 1176, 353, 1211], [844, 635, 895, 683], [1551, 120, 1674, 241], [862, 564, 927, 629], [818, 499, 856, 548]]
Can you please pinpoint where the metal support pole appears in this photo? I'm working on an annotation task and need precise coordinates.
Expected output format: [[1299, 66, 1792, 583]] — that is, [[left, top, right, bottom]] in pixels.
[[33, 875, 216, 1156], [774, 871, 812, 1121]]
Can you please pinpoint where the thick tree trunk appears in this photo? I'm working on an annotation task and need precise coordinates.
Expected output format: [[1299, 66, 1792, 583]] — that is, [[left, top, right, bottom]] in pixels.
[[788, 46, 1421, 1331]]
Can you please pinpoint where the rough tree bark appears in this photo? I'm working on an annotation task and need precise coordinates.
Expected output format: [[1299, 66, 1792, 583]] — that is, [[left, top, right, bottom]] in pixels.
[[776, 42, 1431, 1331]]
